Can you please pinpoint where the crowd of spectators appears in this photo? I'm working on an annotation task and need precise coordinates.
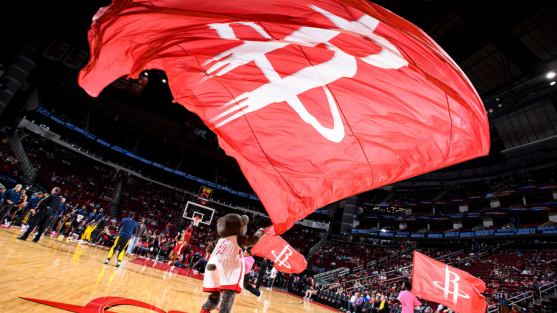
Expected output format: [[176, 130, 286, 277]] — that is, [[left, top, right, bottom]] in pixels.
[[0, 132, 324, 268]]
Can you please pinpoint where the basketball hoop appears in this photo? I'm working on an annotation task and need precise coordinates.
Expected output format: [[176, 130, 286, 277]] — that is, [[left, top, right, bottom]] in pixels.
[[192, 216, 202, 227]]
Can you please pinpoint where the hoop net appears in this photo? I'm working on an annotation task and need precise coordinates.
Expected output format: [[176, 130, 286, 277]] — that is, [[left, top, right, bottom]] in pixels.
[[192, 216, 202, 227]]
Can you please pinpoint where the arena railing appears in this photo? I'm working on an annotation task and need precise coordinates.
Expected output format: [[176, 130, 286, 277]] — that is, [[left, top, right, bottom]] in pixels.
[[332, 248, 415, 287], [321, 268, 350, 285], [343, 249, 464, 291], [353, 265, 364, 274], [538, 280, 557, 302], [319, 244, 415, 286], [346, 272, 408, 292], [307, 232, 330, 257], [487, 291, 534, 313], [9, 131, 37, 181], [454, 251, 489, 267], [314, 267, 349, 285], [366, 260, 376, 269]]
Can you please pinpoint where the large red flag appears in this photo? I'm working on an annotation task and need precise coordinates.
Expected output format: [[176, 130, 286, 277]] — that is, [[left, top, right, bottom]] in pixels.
[[79, 0, 490, 234], [412, 251, 487, 313], [251, 227, 307, 274]]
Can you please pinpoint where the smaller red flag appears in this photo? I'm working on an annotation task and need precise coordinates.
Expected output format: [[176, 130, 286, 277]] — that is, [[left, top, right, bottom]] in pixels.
[[412, 251, 486, 313], [251, 226, 307, 274]]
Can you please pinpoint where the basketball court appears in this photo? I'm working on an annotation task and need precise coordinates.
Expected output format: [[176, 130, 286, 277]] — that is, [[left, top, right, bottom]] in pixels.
[[0, 227, 334, 313]]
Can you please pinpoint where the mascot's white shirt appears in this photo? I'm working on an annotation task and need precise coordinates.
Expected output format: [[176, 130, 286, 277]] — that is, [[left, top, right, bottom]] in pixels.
[[203, 235, 245, 293], [211, 235, 242, 259]]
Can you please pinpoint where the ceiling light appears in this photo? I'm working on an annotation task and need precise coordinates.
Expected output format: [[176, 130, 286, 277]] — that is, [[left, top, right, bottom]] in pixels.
[[547, 72, 556, 79], [498, 104, 503, 107], [496, 98, 499, 101], [489, 109, 493, 113], [381, 229, 386, 232], [162, 79, 167, 83], [551, 81, 556, 86]]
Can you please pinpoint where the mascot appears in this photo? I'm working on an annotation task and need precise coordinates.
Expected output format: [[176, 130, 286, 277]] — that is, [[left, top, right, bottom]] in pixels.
[[201, 214, 265, 313]]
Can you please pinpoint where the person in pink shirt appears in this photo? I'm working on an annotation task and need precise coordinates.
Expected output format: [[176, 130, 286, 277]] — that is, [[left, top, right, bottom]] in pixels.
[[397, 281, 422, 313], [242, 249, 261, 297]]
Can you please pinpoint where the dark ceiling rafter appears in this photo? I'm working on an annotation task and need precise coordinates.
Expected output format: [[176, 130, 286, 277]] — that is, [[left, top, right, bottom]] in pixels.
[[442, 0, 550, 76]]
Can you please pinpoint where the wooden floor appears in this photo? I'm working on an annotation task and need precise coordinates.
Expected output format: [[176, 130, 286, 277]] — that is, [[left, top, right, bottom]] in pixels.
[[0, 227, 333, 313]]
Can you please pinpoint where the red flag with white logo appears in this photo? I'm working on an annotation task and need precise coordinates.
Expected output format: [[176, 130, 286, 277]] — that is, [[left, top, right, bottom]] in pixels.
[[251, 227, 307, 274], [412, 251, 487, 313], [78, 0, 490, 235]]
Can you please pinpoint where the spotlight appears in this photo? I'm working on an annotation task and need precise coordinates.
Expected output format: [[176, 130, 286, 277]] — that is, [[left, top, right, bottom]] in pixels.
[[551, 81, 556, 86], [381, 229, 386, 232], [489, 109, 493, 113], [498, 104, 503, 107], [144, 72, 149, 76], [162, 79, 167, 83], [547, 72, 556, 79], [496, 98, 499, 101]]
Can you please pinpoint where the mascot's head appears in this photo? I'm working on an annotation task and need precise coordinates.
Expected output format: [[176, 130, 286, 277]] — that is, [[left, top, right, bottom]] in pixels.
[[216, 214, 249, 238]]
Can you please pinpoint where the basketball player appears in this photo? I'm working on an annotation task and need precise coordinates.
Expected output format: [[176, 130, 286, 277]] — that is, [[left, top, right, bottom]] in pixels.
[[65, 205, 87, 241], [0, 184, 22, 224], [56, 209, 75, 235], [7, 189, 26, 224], [104, 212, 137, 267], [91, 215, 110, 244], [17, 187, 62, 243], [184, 222, 194, 243], [79, 208, 97, 242], [14, 192, 43, 226], [81, 208, 104, 243], [168, 231, 187, 268]]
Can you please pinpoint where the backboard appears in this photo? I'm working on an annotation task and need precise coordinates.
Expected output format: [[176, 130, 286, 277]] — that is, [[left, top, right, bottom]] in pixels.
[[183, 201, 215, 226]]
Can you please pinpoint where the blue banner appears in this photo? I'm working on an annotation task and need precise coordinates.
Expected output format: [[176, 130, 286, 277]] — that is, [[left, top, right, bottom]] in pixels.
[[37, 107, 260, 202], [0, 170, 21, 187]]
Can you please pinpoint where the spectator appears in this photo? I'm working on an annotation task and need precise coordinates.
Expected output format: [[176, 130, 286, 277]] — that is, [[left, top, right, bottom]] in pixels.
[[397, 281, 421, 313]]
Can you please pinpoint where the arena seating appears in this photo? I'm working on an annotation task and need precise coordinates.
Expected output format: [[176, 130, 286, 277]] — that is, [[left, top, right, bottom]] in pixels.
[[0, 134, 23, 178], [462, 251, 557, 297]]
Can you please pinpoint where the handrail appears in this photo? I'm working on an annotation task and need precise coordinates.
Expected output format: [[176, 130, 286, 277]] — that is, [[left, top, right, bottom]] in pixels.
[[342, 250, 463, 290], [540, 221, 553, 227], [455, 251, 489, 267], [315, 267, 349, 278], [348, 274, 407, 292], [9, 132, 37, 181], [318, 269, 349, 285], [439, 250, 465, 259], [307, 233, 330, 257], [488, 291, 534, 313], [491, 246, 502, 256], [538, 280, 557, 302]]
